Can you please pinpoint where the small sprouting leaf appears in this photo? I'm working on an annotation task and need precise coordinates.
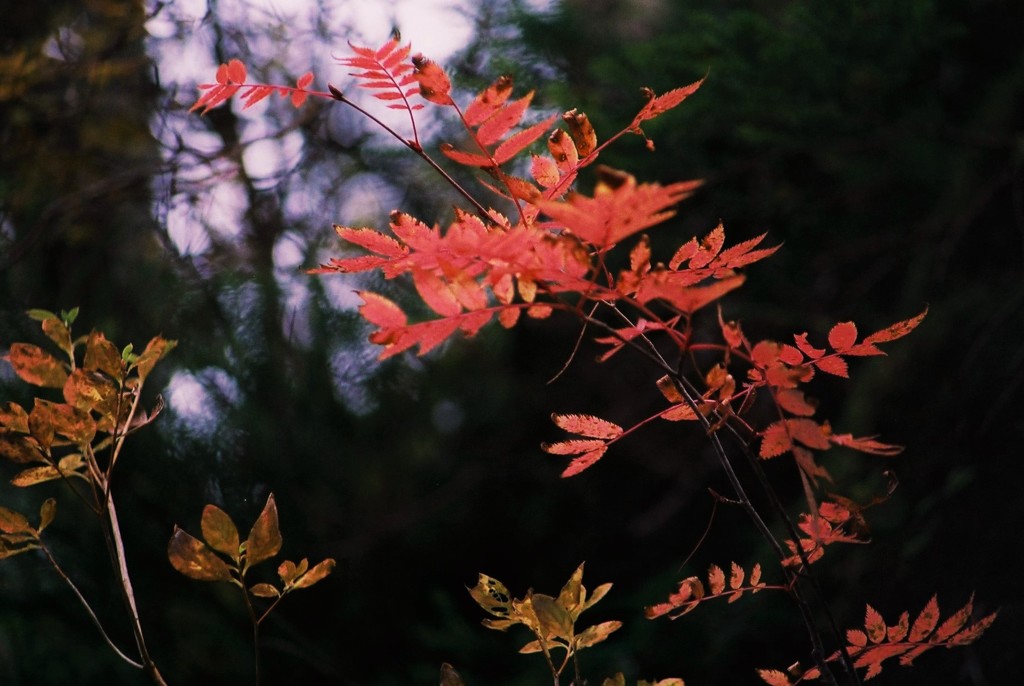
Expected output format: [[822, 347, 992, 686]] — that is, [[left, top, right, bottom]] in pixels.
[[5, 344, 68, 388], [574, 620, 622, 649], [201, 504, 240, 561], [551, 413, 623, 439], [244, 493, 283, 568], [168, 526, 234, 582], [249, 583, 280, 598]]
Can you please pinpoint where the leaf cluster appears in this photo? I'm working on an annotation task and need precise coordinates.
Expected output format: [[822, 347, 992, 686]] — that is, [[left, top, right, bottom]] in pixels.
[[168, 493, 335, 617]]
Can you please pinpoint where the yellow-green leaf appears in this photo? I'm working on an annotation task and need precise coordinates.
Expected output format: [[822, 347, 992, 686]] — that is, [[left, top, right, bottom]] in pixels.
[[468, 573, 512, 618], [201, 504, 240, 560], [5, 343, 68, 388], [582, 581, 613, 612], [168, 526, 233, 581], [244, 493, 282, 568], [602, 674, 626, 686], [11, 465, 59, 487], [557, 562, 586, 616], [532, 593, 574, 640]]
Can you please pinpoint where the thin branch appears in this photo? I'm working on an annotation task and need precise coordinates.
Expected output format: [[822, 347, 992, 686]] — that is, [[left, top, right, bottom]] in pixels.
[[38, 541, 144, 669]]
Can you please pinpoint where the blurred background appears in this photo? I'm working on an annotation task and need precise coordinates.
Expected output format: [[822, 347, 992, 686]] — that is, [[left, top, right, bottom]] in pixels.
[[1, 0, 1020, 684]]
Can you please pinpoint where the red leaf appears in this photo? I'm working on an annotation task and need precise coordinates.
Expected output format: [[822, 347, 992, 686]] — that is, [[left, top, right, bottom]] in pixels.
[[412, 54, 453, 105], [440, 144, 495, 168], [759, 421, 791, 458], [413, 269, 461, 317], [828, 321, 858, 350], [793, 332, 825, 359], [776, 389, 817, 416], [909, 595, 940, 641], [864, 605, 886, 643], [493, 113, 559, 164], [357, 291, 407, 329], [829, 433, 903, 456], [464, 75, 514, 126], [477, 92, 533, 147], [814, 355, 849, 378]]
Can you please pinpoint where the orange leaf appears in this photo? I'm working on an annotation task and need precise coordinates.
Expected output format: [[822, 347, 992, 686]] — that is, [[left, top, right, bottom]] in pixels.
[[551, 413, 623, 439], [168, 526, 233, 582], [5, 344, 68, 388], [542, 439, 607, 455], [756, 669, 792, 686], [560, 447, 607, 477], [863, 307, 928, 344], [632, 79, 704, 125], [245, 494, 282, 568], [707, 564, 725, 594], [291, 558, 336, 589], [201, 505, 240, 561]]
